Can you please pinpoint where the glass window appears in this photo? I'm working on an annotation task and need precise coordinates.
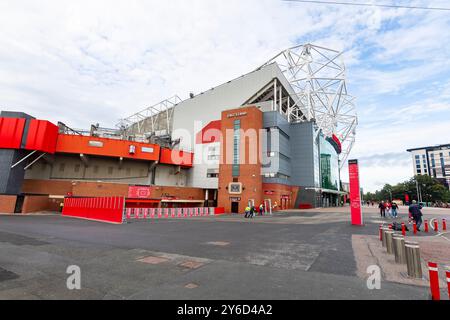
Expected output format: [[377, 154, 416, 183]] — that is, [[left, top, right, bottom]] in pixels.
[[319, 136, 339, 190]]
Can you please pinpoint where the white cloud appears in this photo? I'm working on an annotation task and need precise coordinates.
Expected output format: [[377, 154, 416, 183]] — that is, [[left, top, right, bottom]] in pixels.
[[0, 0, 449, 192]]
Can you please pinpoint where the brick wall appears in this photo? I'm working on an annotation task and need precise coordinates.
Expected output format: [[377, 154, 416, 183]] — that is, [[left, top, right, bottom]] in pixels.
[[21, 179, 204, 200], [22, 179, 73, 195], [218, 106, 263, 213], [262, 183, 300, 210], [22, 195, 51, 213], [0, 195, 17, 213]]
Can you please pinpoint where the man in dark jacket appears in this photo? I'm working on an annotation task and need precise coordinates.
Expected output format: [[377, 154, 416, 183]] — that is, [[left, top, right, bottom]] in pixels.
[[378, 201, 386, 218], [408, 200, 423, 231]]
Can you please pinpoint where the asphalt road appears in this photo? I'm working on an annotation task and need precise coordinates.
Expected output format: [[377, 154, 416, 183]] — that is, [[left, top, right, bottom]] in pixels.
[[0, 207, 441, 300]]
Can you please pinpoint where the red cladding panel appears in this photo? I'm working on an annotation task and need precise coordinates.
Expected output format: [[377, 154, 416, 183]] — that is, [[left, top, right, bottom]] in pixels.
[[56, 134, 160, 161], [25, 120, 59, 153], [195, 120, 222, 144], [160, 148, 193, 167], [0, 117, 26, 149]]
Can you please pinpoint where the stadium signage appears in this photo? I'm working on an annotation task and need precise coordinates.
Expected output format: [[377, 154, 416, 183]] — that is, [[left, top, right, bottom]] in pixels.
[[227, 111, 247, 118]]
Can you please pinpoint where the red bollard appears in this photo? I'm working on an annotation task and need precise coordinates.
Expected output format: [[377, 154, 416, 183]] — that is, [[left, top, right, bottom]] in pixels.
[[442, 219, 447, 231], [379, 225, 383, 241], [434, 220, 439, 232], [388, 224, 392, 230], [424, 220, 429, 233], [401, 222, 406, 236], [428, 262, 440, 300], [446, 268, 450, 300], [413, 222, 417, 234]]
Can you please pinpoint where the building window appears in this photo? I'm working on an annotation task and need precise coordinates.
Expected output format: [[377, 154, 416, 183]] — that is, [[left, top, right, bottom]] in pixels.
[[232, 120, 240, 177], [417, 169, 421, 174], [415, 155, 420, 160], [207, 173, 219, 178]]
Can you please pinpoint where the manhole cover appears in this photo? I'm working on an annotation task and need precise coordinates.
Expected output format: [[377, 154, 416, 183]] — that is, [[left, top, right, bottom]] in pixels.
[[206, 241, 230, 246], [179, 260, 204, 269], [137, 256, 169, 264]]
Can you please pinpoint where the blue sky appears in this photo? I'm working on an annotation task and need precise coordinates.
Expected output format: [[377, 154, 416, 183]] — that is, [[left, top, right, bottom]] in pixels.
[[0, 0, 449, 192]]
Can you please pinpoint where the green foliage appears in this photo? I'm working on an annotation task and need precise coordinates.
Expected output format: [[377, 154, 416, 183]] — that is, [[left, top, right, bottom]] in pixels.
[[363, 175, 450, 203]]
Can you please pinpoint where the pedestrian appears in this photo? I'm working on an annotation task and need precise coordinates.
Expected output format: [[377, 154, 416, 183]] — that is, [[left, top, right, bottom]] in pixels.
[[259, 203, 264, 216], [408, 200, 423, 231], [249, 206, 255, 219], [244, 206, 250, 218], [378, 201, 386, 218], [386, 201, 392, 217], [391, 202, 398, 218]]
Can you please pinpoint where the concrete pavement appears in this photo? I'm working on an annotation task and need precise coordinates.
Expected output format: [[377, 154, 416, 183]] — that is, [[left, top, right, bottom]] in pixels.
[[0, 207, 444, 299]]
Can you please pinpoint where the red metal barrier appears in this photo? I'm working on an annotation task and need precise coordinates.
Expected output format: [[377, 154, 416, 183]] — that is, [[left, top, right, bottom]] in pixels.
[[424, 220, 429, 233], [62, 196, 124, 224], [428, 262, 440, 300], [401, 222, 406, 236], [443, 219, 447, 231]]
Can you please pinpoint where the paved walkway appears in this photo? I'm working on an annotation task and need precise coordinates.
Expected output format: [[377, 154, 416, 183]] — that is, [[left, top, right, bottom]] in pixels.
[[0, 207, 446, 300]]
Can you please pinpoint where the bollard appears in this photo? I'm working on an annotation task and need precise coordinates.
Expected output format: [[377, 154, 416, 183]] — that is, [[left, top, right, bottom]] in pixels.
[[443, 219, 447, 231], [446, 267, 450, 300], [405, 241, 422, 279], [401, 222, 406, 236], [379, 225, 383, 241], [393, 235, 406, 264], [385, 230, 395, 254], [388, 224, 392, 230], [413, 222, 417, 234], [424, 220, 428, 233], [434, 220, 438, 232], [428, 262, 440, 300], [382, 228, 389, 248]]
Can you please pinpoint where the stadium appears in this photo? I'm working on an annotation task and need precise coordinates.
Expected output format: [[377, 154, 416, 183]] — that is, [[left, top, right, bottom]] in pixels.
[[0, 44, 357, 214]]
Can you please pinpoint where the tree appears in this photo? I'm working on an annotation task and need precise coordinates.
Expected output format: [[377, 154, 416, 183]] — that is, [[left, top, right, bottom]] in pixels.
[[364, 174, 450, 204]]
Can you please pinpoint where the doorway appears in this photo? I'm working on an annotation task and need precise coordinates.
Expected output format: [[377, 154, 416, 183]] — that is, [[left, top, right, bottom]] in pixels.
[[231, 202, 239, 214]]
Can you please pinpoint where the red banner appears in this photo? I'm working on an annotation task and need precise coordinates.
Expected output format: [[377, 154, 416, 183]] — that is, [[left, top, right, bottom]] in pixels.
[[128, 186, 151, 198], [348, 159, 363, 225]]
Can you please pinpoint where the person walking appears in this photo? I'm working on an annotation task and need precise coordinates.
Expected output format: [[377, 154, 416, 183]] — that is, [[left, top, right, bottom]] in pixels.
[[386, 201, 392, 217], [244, 206, 250, 218], [249, 206, 254, 219], [259, 203, 264, 216], [378, 201, 386, 218], [408, 200, 423, 231], [391, 202, 399, 218]]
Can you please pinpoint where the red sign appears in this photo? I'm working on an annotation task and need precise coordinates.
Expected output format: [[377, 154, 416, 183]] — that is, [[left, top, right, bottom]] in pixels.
[[348, 159, 363, 226], [128, 186, 151, 198], [264, 190, 275, 195], [405, 194, 409, 202]]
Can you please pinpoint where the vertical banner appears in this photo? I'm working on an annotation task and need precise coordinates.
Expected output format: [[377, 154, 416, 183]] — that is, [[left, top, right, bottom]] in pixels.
[[348, 159, 363, 226]]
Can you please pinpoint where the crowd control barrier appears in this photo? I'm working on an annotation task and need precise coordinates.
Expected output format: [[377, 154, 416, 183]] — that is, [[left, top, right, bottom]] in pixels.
[[125, 207, 215, 220], [62, 196, 125, 224]]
